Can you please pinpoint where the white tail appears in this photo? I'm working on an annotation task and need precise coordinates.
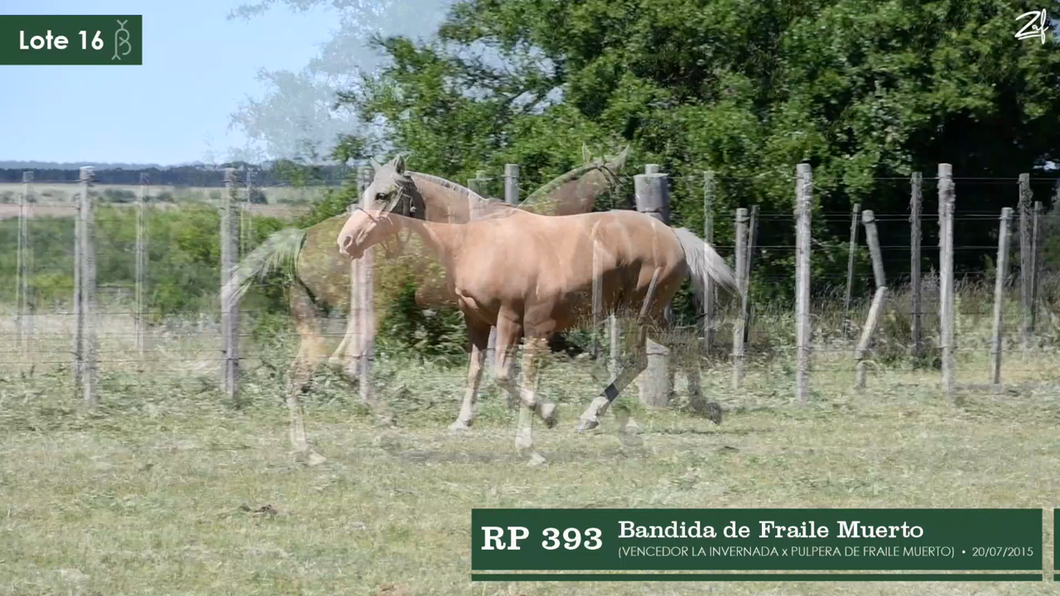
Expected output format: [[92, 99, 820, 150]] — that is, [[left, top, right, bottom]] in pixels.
[[672, 226, 739, 309]]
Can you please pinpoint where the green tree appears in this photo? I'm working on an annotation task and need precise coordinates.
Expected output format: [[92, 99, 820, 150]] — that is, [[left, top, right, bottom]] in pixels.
[[337, 0, 1060, 307]]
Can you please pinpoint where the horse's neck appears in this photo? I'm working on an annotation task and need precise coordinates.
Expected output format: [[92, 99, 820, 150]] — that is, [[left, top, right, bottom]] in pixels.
[[400, 218, 464, 265], [409, 172, 492, 222], [522, 164, 617, 213]]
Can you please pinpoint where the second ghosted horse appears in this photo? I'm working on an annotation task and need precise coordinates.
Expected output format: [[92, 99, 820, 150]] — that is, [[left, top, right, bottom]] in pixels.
[[222, 147, 629, 463], [336, 207, 738, 462]]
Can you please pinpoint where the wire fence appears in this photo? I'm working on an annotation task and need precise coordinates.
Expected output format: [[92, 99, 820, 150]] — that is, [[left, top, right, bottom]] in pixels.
[[1, 163, 1058, 411]]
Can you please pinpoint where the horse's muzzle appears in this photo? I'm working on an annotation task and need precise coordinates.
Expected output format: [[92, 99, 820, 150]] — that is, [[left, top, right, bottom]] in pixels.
[[338, 234, 362, 259]]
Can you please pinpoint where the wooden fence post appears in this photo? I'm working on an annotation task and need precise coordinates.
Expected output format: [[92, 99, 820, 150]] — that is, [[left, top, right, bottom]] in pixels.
[[16, 171, 33, 361], [345, 199, 362, 381], [910, 172, 923, 360], [135, 172, 149, 359], [468, 172, 499, 367], [469, 170, 489, 214], [1031, 200, 1042, 332], [79, 166, 98, 407], [742, 204, 759, 345], [610, 165, 622, 375], [990, 207, 1013, 385], [938, 163, 956, 397], [72, 173, 83, 387], [854, 287, 889, 389], [794, 163, 813, 404], [702, 171, 716, 356], [241, 168, 254, 257], [220, 168, 241, 403], [634, 171, 670, 407], [343, 164, 377, 390], [843, 202, 861, 329], [852, 209, 888, 389], [504, 164, 530, 373], [591, 239, 604, 359], [360, 166, 375, 406], [504, 164, 519, 205], [863, 210, 886, 289], [1018, 173, 1032, 354], [343, 167, 370, 385], [732, 208, 748, 389]]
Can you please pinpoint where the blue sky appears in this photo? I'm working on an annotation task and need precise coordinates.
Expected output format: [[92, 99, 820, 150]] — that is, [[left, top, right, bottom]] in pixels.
[[0, 0, 343, 165]]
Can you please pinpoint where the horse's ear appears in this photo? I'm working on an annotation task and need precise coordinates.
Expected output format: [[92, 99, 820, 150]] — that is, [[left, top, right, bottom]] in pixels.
[[606, 144, 630, 168], [370, 157, 383, 172], [394, 153, 406, 174], [581, 142, 592, 165]]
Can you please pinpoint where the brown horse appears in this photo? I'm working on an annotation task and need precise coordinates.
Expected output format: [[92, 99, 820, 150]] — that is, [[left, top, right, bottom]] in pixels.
[[223, 149, 627, 463], [337, 208, 738, 461]]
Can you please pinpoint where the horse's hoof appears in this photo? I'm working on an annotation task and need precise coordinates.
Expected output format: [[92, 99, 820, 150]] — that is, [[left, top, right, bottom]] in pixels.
[[617, 432, 644, 450], [539, 403, 559, 429], [374, 415, 397, 429], [515, 432, 534, 453], [448, 419, 473, 432], [527, 452, 547, 467], [575, 417, 600, 433], [293, 449, 327, 467], [705, 402, 724, 425], [621, 418, 641, 434]]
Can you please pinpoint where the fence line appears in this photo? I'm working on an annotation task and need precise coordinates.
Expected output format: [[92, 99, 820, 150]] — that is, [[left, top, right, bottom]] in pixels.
[[6, 163, 1056, 412]]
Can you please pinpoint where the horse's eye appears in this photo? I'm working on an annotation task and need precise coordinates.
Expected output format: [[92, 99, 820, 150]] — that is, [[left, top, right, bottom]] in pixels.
[[376, 192, 387, 202]]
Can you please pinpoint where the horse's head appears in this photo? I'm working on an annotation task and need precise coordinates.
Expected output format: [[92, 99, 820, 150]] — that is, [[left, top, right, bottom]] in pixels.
[[584, 142, 629, 190], [337, 207, 397, 261], [361, 153, 427, 220]]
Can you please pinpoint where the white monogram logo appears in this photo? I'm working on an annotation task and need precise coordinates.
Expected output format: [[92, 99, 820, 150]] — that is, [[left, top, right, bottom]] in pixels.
[[1015, 9, 1049, 44]]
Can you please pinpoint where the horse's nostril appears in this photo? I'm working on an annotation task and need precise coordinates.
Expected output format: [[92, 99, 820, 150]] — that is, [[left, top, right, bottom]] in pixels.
[[340, 235, 353, 254]]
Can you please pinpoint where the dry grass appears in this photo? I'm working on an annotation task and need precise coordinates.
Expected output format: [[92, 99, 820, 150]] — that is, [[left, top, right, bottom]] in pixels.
[[0, 306, 1058, 595]]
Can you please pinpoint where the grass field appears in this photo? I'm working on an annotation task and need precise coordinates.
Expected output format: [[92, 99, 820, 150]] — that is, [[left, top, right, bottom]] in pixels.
[[0, 306, 1058, 595]]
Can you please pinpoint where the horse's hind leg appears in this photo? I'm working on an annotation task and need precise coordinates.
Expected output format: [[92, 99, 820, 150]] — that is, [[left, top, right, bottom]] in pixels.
[[287, 281, 328, 466], [683, 363, 723, 424], [576, 269, 666, 433], [575, 320, 650, 432]]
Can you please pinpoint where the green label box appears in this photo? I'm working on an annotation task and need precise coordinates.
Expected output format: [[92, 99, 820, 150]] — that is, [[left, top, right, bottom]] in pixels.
[[0, 15, 142, 65], [472, 508, 1042, 581]]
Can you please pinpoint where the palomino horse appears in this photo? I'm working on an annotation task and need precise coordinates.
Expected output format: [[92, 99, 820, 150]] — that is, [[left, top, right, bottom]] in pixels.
[[223, 149, 627, 463], [337, 208, 738, 461]]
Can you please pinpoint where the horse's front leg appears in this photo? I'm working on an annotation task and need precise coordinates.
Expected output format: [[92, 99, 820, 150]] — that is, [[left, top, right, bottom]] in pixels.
[[493, 314, 557, 462], [450, 321, 490, 431]]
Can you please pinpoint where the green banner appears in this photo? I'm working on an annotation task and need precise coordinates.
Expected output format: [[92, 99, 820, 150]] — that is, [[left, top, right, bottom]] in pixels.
[[0, 15, 142, 65], [472, 509, 1041, 574]]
